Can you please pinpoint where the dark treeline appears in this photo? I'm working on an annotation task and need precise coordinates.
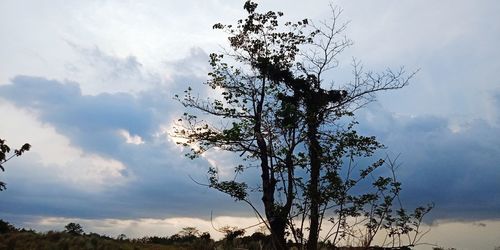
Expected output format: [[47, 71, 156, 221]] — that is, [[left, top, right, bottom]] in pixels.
[[0, 219, 424, 250], [0, 219, 438, 250], [0, 219, 275, 250]]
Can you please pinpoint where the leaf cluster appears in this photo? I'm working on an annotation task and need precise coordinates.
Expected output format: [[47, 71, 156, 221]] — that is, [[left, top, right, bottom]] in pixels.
[[0, 138, 31, 191]]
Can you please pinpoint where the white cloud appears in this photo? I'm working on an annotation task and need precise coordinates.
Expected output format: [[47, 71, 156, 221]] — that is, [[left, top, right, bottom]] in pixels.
[[334, 0, 500, 121], [0, 100, 132, 192], [0, 0, 241, 94], [118, 129, 145, 145]]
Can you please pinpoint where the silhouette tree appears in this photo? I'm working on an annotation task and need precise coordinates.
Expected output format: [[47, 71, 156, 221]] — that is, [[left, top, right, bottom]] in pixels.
[[117, 233, 127, 241], [175, 2, 308, 248], [0, 138, 31, 191], [0, 219, 16, 233], [64, 222, 84, 235], [175, 1, 429, 249], [180, 227, 199, 237]]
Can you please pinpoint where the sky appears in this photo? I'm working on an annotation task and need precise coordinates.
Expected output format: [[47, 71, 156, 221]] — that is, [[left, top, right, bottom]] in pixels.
[[0, 0, 499, 249]]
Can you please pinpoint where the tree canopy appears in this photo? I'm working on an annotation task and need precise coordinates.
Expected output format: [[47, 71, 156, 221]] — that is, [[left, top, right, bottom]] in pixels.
[[64, 222, 84, 236]]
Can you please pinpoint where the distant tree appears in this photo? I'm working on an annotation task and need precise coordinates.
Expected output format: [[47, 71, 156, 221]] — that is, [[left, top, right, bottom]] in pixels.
[[179, 226, 200, 237], [117, 233, 127, 241], [199, 231, 211, 240], [217, 226, 245, 249], [0, 138, 31, 191], [64, 222, 84, 235], [0, 219, 16, 233], [220, 226, 245, 242]]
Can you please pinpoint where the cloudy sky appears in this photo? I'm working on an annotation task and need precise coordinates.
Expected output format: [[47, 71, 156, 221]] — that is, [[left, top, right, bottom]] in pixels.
[[1, 0, 499, 249]]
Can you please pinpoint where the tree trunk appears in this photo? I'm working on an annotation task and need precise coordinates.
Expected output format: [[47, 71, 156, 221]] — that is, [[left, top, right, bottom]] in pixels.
[[269, 217, 287, 249], [306, 123, 321, 250], [305, 96, 321, 250], [254, 79, 287, 250]]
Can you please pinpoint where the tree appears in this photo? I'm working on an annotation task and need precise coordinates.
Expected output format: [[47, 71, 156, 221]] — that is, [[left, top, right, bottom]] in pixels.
[[0, 138, 31, 191], [175, 1, 429, 249], [0, 219, 16, 233], [179, 226, 200, 237], [64, 222, 84, 235], [117, 233, 127, 241], [175, 2, 309, 248]]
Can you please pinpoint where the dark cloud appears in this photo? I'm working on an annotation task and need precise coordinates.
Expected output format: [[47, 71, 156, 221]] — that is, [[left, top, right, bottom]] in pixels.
[[356, 101, 500, 221], [0, 76, 159, 155], [0, 74, 249, 220], [1, 77, 499, 224]]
